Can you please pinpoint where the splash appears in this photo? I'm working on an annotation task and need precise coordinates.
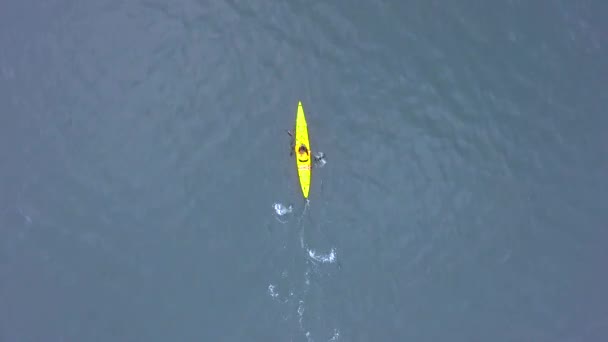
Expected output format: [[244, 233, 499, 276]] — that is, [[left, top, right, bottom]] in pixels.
[[273, 203, 293, 216], [307, 248, 337, 264], [313, 151, 326, 168], [273, 202, 293, 223], [328, 328, 340, 341], [268, 284, 279, 299]]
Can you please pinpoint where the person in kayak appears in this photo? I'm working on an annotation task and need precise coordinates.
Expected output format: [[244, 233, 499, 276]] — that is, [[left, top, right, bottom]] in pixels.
[[287, 130, 326, 166], [297, 144, 309, 162]]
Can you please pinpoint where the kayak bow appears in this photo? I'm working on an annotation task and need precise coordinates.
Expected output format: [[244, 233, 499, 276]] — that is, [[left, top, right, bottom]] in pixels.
[[295, 101, 311, 199]]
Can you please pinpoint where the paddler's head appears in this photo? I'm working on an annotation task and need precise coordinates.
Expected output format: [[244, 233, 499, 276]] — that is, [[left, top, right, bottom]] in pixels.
[[298, 145, 309, 155]]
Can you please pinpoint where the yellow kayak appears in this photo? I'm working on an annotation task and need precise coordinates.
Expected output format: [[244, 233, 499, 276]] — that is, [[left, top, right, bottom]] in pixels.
[[294, 101, 311, 199]]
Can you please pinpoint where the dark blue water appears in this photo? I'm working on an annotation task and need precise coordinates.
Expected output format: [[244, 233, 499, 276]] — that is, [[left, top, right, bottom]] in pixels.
[[1, 1, 607, 341]]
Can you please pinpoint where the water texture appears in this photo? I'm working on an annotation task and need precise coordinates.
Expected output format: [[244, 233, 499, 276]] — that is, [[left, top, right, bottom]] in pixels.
[[1, 1, 607, 341]]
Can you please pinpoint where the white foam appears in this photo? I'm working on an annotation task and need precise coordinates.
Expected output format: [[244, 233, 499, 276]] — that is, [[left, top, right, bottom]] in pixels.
[[273, 203, 293, 216], [329, 328, 340, 341], [297, 300, 306, 331], [268, 284, 279, 298], [314, 151, 327, 168], [307, 248, 337, 264]]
